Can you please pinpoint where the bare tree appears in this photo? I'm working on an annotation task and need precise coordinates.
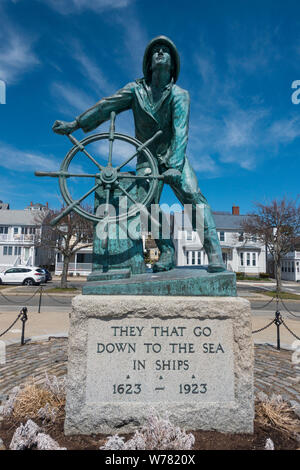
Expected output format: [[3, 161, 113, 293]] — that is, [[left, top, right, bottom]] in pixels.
[[241, 198, 300, 292], [35, 206, 94, 288]]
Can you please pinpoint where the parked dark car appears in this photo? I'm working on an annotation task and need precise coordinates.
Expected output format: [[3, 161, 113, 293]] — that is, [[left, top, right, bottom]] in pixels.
[[44, 269, 52, 282], [38, 268, 52, 282]]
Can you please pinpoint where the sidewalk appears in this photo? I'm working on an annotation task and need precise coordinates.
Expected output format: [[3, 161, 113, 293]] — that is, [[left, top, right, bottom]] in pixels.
[[0, 302, 299, 348]]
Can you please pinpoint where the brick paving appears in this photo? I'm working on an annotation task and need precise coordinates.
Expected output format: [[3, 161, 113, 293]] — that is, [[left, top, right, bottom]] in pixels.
[[0, 339, 299, 405]]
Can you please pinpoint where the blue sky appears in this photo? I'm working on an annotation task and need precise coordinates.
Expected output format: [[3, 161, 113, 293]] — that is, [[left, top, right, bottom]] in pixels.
[[0, 0, 300, 215]]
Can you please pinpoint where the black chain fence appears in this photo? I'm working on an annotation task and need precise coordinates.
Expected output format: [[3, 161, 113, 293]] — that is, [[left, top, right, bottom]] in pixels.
[[0, 307, 28, 345], [0, 285, 73, 311], [252, 291, 300, 349], [0, 288, 41, 305]]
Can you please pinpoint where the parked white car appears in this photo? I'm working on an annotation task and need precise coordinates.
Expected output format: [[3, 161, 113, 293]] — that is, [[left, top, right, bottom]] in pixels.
[[0, 267, 43, 286]]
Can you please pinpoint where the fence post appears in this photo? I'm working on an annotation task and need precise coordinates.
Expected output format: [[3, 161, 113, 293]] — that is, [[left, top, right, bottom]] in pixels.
[[275, 311, 283, 351], [20, 307, 28, 345], [38, 286, 43, 313]]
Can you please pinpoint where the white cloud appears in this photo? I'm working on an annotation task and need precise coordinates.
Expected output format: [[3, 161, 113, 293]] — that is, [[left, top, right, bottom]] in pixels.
[[40, 0, 133, 15], [0, 16, 39, 84], [51, 82, 96, 116], [70, 43, 114, 95], [189, 154, 220, 176], [112, 14, 148, 77], [227, 28, 280, 75], [0, 142, 60, 173], [267, 117, 300, 144]]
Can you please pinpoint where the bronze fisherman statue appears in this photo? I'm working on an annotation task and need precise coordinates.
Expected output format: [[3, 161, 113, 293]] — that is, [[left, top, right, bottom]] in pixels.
[[53, 35, 225, 273]]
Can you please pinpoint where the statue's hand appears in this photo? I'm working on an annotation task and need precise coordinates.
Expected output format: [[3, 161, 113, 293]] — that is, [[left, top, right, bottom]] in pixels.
[[162, 169, 181, 185], [52, 120, 78, 135]]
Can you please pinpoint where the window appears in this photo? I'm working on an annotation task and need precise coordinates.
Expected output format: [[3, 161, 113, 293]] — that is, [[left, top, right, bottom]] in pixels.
[[219, 231, 225, 242], [192, 251, 195, 265], [186, 251, 189, 265], [14, 246, 21, 256], [76, 253, 93, 263], [251, 236, 257, 242], [3, 246, 12, 255], [13, 227, 18, 235], [247, 253, 250, 266], [186, 231, 192, 241], [252, 253, 256, 266], [21, 227, 28, 235], [239, 232, 244, 242], [240, 252, 244, 266], [0, 226, 8, 234], [197, 251, 201, 265]]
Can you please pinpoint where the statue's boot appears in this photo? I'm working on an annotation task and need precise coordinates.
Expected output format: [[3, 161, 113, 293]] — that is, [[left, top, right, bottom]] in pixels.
[[203, 228, 226, 273], [153, 239, 175, 273], [202, 205, 226, 273]]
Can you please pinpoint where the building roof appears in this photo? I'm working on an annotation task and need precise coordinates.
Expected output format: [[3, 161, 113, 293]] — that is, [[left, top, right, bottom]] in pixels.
[[25, 202, 48, 211], [0, 210, 39, 226], [213, 213, 249, 231], [175, 211, 250, 231]]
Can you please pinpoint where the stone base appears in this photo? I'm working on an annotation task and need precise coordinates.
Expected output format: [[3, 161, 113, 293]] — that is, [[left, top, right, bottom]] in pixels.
[[82, 267, 236, 297], [64, 295, 254, 435]]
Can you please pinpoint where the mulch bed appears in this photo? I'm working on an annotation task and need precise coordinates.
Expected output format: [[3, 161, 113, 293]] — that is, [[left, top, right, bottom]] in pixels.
[[1, 415, 299, 450]]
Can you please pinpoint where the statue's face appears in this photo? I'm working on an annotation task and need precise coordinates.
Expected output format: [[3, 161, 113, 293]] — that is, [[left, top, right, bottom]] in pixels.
[[150, 43, 172, 73]]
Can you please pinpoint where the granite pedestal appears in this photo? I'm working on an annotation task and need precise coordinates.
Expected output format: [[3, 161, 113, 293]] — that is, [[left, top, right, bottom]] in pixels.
[[64, 295, 254, 435]]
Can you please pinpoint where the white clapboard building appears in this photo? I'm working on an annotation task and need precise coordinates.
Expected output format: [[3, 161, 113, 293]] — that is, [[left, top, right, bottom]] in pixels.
[[173, 206, 266, 275], [278, 249, 300, 282], [0, 202, 54, 271]]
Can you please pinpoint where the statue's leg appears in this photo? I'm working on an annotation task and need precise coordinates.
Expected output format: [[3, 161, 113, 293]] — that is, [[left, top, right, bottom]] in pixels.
[[171, 158, 226, 273], [152, 209, 176, 272], [150, 179, 176, 272], [136, 166, 176, 272]]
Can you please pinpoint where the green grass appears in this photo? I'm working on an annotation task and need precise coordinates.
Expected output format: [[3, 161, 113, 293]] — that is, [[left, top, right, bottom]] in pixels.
[[236, 276, 272, 281], [46, 287, 79, 293], [261, 290, 300, 300]]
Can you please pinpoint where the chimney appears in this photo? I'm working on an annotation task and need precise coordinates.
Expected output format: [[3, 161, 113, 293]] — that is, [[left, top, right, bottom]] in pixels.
[[232, 205, 240, 216], [46, 202, 48, 209], [30, 201, 33, 206]]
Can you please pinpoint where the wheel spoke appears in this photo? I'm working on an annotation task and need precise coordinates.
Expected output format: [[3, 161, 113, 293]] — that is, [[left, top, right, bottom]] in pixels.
[[117, 184, 160, 228], [104, 185, 111, 216], [50, 182, 101, 226], [35, 171, 98, 178], [116, 183, 138, 206], [118, 174, 164, 180], [107, 112, 116, 167], [116, 130, 163, 171], [68, 134, 104, 171]]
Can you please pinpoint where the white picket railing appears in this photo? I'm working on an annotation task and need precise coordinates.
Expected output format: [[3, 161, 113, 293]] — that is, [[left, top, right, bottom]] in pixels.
[[0, 234, 35, 242]]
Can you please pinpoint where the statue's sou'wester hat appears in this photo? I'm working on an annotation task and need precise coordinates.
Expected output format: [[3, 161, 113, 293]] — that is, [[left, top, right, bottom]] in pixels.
[[143, 35, 180, 83]]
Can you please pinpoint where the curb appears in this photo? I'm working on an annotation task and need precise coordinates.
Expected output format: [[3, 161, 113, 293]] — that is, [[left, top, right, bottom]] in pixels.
[[2, 332, 69, 346]]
